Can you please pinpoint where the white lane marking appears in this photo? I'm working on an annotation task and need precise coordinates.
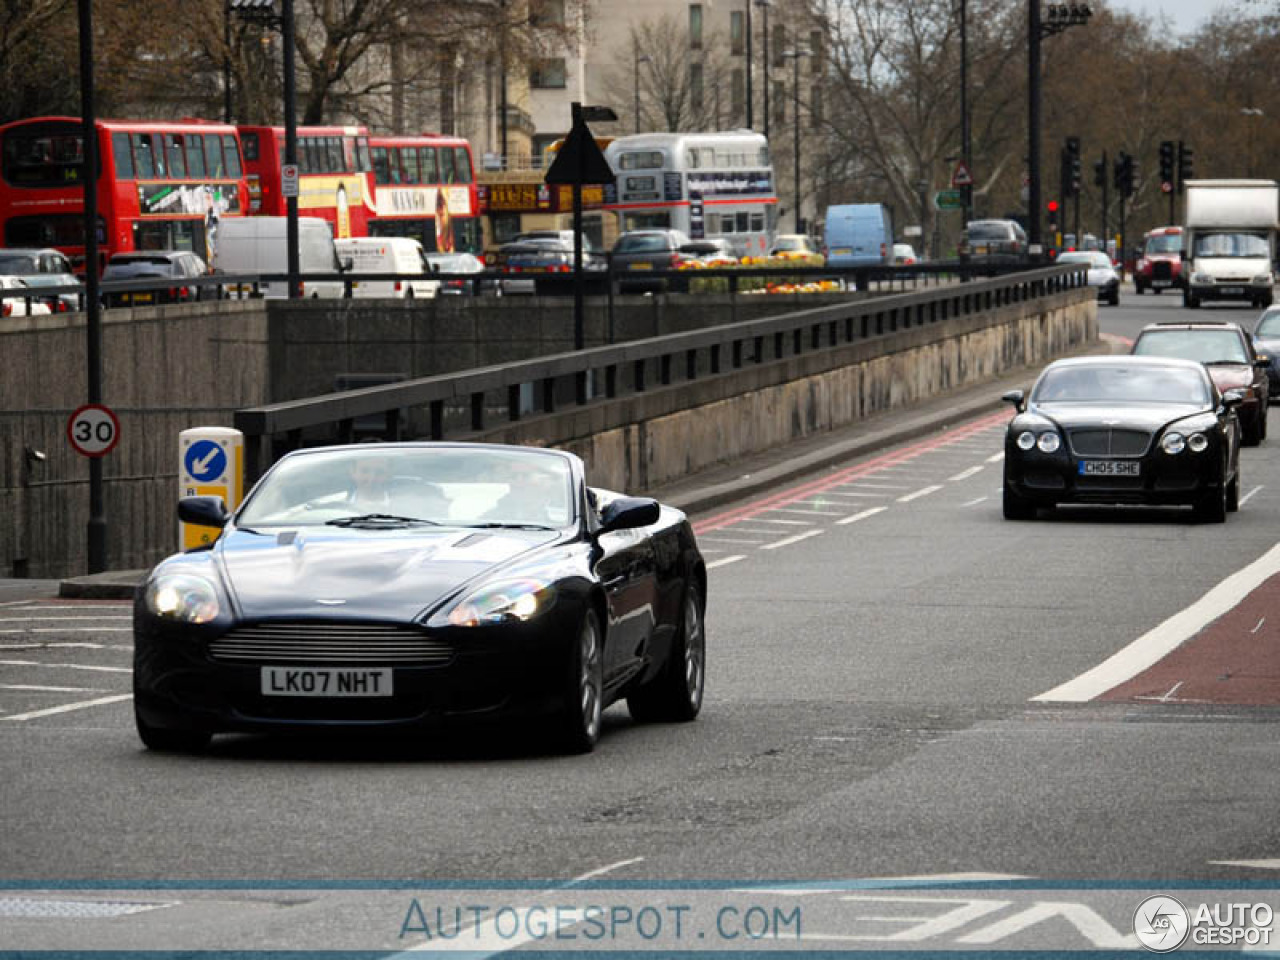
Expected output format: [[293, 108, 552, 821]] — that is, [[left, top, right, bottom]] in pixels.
[[897, 485, 943, 503], [986, 452, 1005, 463], [3, 605, 129, 612], [723, 527, 802, 536], [754, 517, 817, 525], [0, 628, 131, 634], [1240, 484, 1264, 506], [771, 506, 846, 516], [1208, 860, 1280, 870], [3, 693, 132, 722], [706, 555, 746, 570], [761, 529, 825, 551], [1034, 542, 1280, 702], [836, 507, 888, 526], [0, 684, 109, 693], [963, 497, 989, 507], [0, 642, 129, 651], [0, 659, 131, 674], [0, 616, 131, 622], [1253, 618, 1266, 634], [699, 536, 771, 545], [948, 465, 984, 482], [840, 481, 909, 490], [564, 857, 646, 886], [815, 490, 890, 499]]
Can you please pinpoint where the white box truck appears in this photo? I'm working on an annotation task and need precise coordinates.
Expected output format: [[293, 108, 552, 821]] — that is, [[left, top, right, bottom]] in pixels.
[[213, 216, 348, 299], [333, 236, 440, 299], [1182, 179, 1278, 308]]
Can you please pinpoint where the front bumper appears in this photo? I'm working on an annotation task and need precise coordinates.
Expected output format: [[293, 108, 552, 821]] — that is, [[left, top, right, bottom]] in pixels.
[[1190, 282, 1270, 302], [1004, 444, 1222, 508]]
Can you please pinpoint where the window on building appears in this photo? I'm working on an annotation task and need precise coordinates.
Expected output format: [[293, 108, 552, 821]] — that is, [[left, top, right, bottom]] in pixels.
[[691, 62, 704, 112], [810, 31, 824, 73], [731, 69, 744, 119], [730, 10, 744, 55], [529, 0, 566, 27], [689, 4, 703, 50], [530, 58, 567, 89], [773, 81, 786, 123], [773, 25, 786, 67], [811, 87, 823, 128]]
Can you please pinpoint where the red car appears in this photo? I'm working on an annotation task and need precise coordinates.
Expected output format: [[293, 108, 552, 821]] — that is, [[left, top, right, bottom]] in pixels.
[[1134, 225, 1184, 294]]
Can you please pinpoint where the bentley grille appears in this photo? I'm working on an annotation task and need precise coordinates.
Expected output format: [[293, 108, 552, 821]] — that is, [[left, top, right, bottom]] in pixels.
[[1068, 428, 1151, 457], [208, 621, 452, 665]]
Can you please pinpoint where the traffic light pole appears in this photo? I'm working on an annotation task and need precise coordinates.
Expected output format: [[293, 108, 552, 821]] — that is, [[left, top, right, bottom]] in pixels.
[[1099, 150, 1108, 250]]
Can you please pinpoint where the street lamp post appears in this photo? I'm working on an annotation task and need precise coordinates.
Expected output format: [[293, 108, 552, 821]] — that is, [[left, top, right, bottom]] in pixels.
[[745, 0, 753, 129], [755, 0, 771, 142], [634, 51, 650, 134], [959, 0, 970, 223], [782, 47, 811, 233]]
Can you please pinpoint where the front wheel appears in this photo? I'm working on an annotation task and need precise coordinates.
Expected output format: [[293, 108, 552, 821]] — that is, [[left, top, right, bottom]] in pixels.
[[556, 609, 604, 753], [1002, 484, 1036, 521], [1227, 470, 1241, 513], [1194, 470, 1228, 524], [628, 583, 706, 723], [135, 708, 211, 753]]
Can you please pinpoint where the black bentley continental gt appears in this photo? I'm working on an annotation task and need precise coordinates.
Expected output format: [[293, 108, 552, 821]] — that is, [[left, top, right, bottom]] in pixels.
[[134, 443, 707, 753], [1002, 356, 1244, 522]]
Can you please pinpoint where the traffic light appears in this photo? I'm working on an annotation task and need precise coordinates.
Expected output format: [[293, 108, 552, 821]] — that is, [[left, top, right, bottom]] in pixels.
[[1047, 199, 1060, 231], [1114, 152, 1136, 197], [1060, 148, 1073, 198], [1159, 140, 1175, 187], [1177, 140, 1194, 191], [1065, 136, 1082, 194], [1093, 158, 1106, 188]]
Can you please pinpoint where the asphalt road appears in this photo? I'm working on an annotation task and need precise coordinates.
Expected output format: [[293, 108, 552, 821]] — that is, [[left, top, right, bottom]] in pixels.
[[4, 288, 1280, 954]]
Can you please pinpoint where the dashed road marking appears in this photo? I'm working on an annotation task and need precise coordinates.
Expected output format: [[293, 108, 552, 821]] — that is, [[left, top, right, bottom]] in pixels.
[[706, 555, 746, 570], [0, 659, 131, 674], [0, 684, 109, 693], [897, 485, 943, 503], [1241, 485, 1264, 506], [3, 693, 133, 722], [948, 466, 984, 482], [761, 529, 825, 551], [836, 507, 887, 526]]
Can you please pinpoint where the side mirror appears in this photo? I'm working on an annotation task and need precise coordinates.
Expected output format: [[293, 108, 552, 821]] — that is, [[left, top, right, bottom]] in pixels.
[[1222, 389, 1247, 409], [1255, 355, 1270, 368], [178, 495, 230, 529], [340, 257, 354, 273], [598, 496, 660, 535], [1002, 389, 1026, 412]]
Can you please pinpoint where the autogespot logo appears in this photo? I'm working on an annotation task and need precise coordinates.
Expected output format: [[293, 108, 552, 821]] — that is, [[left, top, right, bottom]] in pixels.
[[1135, 895, 1191, 953]]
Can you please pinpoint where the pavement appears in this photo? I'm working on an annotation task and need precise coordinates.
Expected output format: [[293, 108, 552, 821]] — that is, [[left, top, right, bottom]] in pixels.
[[28, 334, 1121, 603]]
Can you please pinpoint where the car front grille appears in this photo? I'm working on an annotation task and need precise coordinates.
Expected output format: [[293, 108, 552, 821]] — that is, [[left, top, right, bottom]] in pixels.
[[208, 621, 452, 665], [1153, 262, 1173, 281], [1068, 428, 1151, 457]]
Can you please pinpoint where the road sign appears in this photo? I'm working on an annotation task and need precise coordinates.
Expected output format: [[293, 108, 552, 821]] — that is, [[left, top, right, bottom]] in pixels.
[[544, 123, 614, 185], [179, 427, 244, 551], [281, 163, 299, 198], [934, 189, 963, 211], [951, 161, 974, 188], [67, 404, 120, 458], [184, 439, 228, 484]]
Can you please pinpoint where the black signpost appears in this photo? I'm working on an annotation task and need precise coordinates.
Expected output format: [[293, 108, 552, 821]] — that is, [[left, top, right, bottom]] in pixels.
[[545, 103, 615, 381]]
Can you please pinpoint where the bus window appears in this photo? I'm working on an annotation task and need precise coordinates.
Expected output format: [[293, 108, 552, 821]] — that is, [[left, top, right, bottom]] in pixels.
[[402, 147, 420, 183], [112, 133, 134, 180], [186, 135, 206, 177], [166, 135, 187, 179], [453, 147, 472, 182], [420, 147, 438, 184], [132, 134, 156, 179], [750, 212, 764, 232], [355, 136, 371, 172], [736, 211, 749, 232], [342, 136, 356, 172], [204, 136, 224, 178], [326, 136, 342, 172], [371, 146, 392, 185], [222, 134, 241, 177], [620, 151, 663, 170], [439, 147, 456, 183]]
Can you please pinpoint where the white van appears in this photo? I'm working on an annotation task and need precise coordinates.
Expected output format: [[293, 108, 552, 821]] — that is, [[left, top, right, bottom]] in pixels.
[[213, 216, 347, 299], [333, 237, 440, 299]]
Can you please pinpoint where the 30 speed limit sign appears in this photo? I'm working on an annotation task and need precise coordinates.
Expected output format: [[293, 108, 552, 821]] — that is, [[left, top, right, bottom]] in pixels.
[[67, 404, 121, 458]]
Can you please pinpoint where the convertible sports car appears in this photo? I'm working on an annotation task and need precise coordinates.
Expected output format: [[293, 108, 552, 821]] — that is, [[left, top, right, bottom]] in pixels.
[[1002, 356, 1244, 522], [134, 443, 707, 754]]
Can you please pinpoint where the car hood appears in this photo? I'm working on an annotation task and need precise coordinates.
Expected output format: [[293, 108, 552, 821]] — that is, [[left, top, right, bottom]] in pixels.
[[1086, 266, 1117, 285], [215, 525, 560, 621], [1032, 402, 1205, 432], [1205, 365, 1254, 391]]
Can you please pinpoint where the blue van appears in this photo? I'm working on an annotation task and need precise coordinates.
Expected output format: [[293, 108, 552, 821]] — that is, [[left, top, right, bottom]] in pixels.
[[823, 204, 893, 269]]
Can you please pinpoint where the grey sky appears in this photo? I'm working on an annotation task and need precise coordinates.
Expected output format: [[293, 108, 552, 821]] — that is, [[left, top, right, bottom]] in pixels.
[[1106, 0, 1229, 36]]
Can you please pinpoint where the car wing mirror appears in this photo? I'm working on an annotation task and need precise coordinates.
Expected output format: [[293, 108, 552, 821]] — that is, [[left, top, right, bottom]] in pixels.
[[1222, 389, 1247, 409], [1255, 355, 1270, 367], [178, 495, 230, 529], [597, 497, 660, 535], [1001, 389, 1026, 413]]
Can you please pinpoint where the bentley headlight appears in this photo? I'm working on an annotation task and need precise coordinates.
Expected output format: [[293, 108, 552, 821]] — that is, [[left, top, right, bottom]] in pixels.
[[1016, 431, 1036, 451], [144, 574, 220, 624], [1161, 432, 1187, 455], [1188, 432, 1209, 453], [439, 577, 556, 627], [1037, 432, 1061, 453]]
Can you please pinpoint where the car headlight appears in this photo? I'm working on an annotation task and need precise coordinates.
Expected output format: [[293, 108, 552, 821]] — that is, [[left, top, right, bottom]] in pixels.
[[1188, 433, 1209, 453], [436, 577, 556, 628], [1016, 431, 1036, 451], [1037, 432, 1061, 453], [1255, 274, 1273, 285], [1192, 273, 1212, 285], [144, 574, 220, 624], [1161, 432, 1186, 454]]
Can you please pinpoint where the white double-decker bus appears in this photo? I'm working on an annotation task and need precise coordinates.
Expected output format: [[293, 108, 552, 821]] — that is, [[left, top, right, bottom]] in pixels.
[[604, 131, 777, 257]]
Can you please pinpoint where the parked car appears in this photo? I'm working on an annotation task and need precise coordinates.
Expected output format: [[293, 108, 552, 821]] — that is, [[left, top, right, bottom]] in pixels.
[[132, 442, 707, 754], [1131, 320, 1270, 445], [611, 229, 692, 293], [892, 243, 918, 266], [1251, 305, 1280, 393], [498, 237, 606, 295], [960, 219, 1029, 268], [1133, 225, 1184, 294], [0, 275, 52, 316], [678, 239, 738, 266], [424, 252, 497, 296], [0, 247, 80, 312], [334, 237, 440, 299], [100, 251, 214, 307], [770, 234, 824, 265], [1054, 250, 1120, 306], [1001, 356, 1243, 522]]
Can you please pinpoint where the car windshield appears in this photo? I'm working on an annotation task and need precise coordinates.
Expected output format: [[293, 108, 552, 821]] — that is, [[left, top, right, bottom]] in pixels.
[[1255, 311, 1280, 337], [967, 223, 1013, 241], [1192, 232, 1270, 258], [237, 447, 575, 529], [774, 238, 807, 252], [0, 254, 37, 273], [1034, 364, 1210, 405], [1132, 328, 1249, 364], [616, 235, 668, 253], [1145, 234, 1182, 254]]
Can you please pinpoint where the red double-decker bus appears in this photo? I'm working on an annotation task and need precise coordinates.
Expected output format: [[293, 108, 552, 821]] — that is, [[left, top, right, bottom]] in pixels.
[[0, 116, 249, 273], [238, 124, 375, 239], [367, 134, 480, 253]]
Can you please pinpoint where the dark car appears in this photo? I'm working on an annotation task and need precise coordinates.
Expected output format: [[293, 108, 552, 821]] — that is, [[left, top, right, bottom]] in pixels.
[[101, 251, 213, 307], [497, 238, 606, 295], [611, 229, 693, 293], [1130, 320, 1269, 445], [1002, 356, 1243, 523], [133, 443, 707, 754], [1252, 306, 1280, 393], [960, 219, 1028, 270], [0, 247, 80, 312]]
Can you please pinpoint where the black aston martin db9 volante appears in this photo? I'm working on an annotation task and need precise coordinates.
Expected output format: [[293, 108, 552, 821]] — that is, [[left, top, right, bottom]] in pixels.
[[134, 443, 707, 753], [1002, 356, 1244, 522]]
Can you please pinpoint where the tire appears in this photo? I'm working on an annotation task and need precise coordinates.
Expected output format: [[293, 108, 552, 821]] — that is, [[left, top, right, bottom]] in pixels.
[[1108, 288, 1120, 306], [1243, 412, 1264, 447], [1185, 291, 1201, 309], [135, 708, 211, 753], [557, 609, 603, 754], [1002, 484, 1036, 521], [1194, 467, 1228, 524], [627, 582, 706, 724], [1227, 470, 1241, 513], [1135, 283, 1145, 295]]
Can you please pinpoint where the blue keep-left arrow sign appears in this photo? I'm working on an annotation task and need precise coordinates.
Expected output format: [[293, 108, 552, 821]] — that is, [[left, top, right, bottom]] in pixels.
[[184, 440, 227, 483]]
